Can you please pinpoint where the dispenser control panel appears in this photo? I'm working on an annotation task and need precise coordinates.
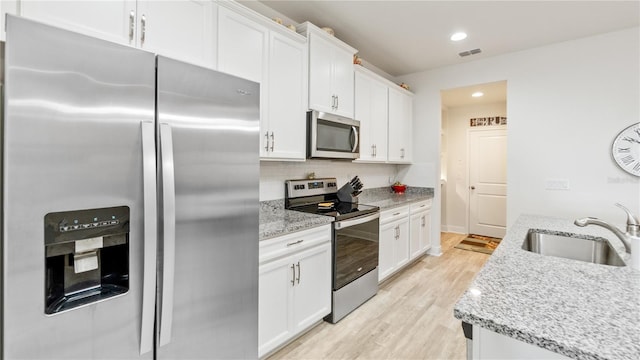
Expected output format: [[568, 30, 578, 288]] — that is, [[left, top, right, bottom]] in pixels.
[[45, 206, 129, 245]]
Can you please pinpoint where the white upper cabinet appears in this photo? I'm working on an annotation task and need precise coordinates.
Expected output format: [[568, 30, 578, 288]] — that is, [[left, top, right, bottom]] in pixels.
[[218, 4, 307, 161], [354, 67, 389, 162], [18, 0, 216, 68], [136, 0, 216, 68], [388, 86, 413, 163], [217, 5, 268, 83], [265, 31, 307, 160], [299, 22, 356, 118], [19, 0, 136, 45]]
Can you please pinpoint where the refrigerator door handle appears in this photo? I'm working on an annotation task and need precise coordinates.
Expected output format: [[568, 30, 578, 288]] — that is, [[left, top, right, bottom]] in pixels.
[[140, 121, 158, 354], [159, 123, 177, 347]]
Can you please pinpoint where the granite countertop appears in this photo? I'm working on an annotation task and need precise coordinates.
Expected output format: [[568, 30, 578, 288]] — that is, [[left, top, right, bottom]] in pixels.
[[259, 200, 333, 241], [259, 186, 434, 240], [357, 186, 434, 210], [454, 215, 640, 360]]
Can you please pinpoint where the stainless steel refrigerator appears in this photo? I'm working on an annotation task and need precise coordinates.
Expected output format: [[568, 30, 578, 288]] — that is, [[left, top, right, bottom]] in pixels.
[[2, 15, 259, 359]]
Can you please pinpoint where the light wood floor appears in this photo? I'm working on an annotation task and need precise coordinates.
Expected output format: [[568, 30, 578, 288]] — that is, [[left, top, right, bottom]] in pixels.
[[267, 233, 490, 360]]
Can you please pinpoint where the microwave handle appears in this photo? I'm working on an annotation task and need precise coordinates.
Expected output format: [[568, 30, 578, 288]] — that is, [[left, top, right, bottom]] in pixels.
[[351, 126, 359, 152]]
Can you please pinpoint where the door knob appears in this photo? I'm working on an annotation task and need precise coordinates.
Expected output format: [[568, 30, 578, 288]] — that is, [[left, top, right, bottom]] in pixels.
[[470, 186, 476, 190]]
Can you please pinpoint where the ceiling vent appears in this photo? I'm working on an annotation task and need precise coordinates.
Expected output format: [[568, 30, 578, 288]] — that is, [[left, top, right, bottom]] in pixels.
[[458, 48, 482, 57]]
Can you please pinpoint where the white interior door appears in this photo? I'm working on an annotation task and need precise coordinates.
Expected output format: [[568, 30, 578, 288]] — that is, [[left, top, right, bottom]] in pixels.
[[469, 128, 507, 238]]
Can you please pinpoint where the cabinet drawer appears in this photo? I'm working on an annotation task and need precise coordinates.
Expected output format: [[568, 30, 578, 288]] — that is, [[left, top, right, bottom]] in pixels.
[[380, 206, 409, 225], [259, 225, 331, 263], [410, 199, 432, 213]]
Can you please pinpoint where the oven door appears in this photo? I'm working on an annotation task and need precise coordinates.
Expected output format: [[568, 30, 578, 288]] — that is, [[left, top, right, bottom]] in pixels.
[[333, 212, 380, 290]]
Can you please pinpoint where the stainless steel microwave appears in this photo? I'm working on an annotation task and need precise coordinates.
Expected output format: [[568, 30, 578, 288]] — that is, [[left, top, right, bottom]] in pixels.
[[307, 110, 360, 159]]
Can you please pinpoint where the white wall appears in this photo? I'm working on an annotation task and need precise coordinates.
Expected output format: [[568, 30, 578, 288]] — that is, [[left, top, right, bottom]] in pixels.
[[444, 102, 507, 233], [399, 27, 640, 236], [260, 160, 398, 201]]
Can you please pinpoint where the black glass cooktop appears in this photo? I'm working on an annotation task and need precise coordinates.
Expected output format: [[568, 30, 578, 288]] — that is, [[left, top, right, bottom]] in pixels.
[[289, 200, 379, 221]]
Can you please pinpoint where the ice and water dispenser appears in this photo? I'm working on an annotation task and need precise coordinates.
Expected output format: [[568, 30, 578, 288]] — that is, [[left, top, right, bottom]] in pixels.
[[44, 206, 130, 314]]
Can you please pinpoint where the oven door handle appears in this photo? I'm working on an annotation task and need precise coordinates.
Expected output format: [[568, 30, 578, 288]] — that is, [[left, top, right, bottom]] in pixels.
[[334, 212, 379, 230]]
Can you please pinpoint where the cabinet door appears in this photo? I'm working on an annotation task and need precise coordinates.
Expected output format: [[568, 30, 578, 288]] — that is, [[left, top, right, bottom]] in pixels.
[[331, 45, 355, 118], [355, 71, 388, 162], [308, 33, 336, 114], [422, 210, 432, 253], [370, 80, 389, 161], [410, 210, 431, 259], [136, 0, 215, 68], [217, 6, 268, 83], [292, 243, 332, 332], [388, 88, 412, 163], [259, 256, 294, 357], [395, 218, 410, 268], [266, 32, 307, 160], [354, 71, 375, 161], [379, 222, 398, 282], [20, 0, 136, 45]]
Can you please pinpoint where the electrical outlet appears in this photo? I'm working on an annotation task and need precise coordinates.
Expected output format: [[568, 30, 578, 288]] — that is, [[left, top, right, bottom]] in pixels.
[[545, 178, 570, 190]]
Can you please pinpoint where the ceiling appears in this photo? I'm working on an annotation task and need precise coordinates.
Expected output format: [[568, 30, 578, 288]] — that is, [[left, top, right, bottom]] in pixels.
[[441, 80, 507, 108], [250, 1, 640, 77]]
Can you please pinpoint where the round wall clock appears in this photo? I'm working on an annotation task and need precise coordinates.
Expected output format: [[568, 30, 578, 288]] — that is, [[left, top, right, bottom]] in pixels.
[[612, 122, 640, 176]]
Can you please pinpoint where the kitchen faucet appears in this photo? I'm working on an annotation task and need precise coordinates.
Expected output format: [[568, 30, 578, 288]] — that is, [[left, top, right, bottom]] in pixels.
[[574, 203, 640, 270]]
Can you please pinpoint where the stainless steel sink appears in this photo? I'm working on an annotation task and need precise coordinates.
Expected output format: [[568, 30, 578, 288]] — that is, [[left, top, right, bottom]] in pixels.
[[522, 229, 625, 266]]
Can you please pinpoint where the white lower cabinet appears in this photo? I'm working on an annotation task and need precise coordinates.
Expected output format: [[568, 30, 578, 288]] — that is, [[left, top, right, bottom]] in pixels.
[[259, 225, 331, 358], [378, 206, 410, 282], [379, 200, 433, 282], [409, 200, 432, 258], [473, 326, 570, 359]]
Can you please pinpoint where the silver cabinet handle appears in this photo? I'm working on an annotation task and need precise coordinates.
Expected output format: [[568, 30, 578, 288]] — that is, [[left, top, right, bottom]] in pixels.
[[374, 144, 377, 157], [264, 131, 269, 152], [270, 132, 274, 152], [129, 10, 135, 43], [331, 95, 336, 109], [296, 262, 301, 284], [140, 14, 146, 45], [159, 123, 176, 347], [140, 121, 157, 355], [371, 144, 375, 157], [336, 95, 339, 109], [286, 239, 304, 247], [291, 264, 296, 286], [421, 216, 426, 227], [401, 148, 405, 159], [393, 212, 401, 216]]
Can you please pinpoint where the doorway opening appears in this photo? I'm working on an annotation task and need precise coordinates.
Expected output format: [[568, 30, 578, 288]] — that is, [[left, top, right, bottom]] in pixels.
[[440, 80, 507, 239]]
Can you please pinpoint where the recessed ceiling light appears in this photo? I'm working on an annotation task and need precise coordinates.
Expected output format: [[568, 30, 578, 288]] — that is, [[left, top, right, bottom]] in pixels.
[[450, 32, 467, 41], [472, 92, 484, 97]]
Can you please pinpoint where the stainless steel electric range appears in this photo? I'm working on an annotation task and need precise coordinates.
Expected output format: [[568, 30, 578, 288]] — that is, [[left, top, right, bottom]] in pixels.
[[285, 178, 380, 323]]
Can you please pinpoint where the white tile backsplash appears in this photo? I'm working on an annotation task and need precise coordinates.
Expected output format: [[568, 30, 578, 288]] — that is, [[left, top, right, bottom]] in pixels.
[[260, 160, 399, 201]]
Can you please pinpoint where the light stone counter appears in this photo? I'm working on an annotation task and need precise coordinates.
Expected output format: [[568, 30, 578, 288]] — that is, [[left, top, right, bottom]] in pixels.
[[259, 200, 333, 241], [357, 186, 434, 210], [454, 214, 640, 360]]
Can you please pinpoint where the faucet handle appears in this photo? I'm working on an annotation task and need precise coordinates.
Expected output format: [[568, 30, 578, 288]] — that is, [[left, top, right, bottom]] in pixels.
[[615, 203, 640, 235]]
